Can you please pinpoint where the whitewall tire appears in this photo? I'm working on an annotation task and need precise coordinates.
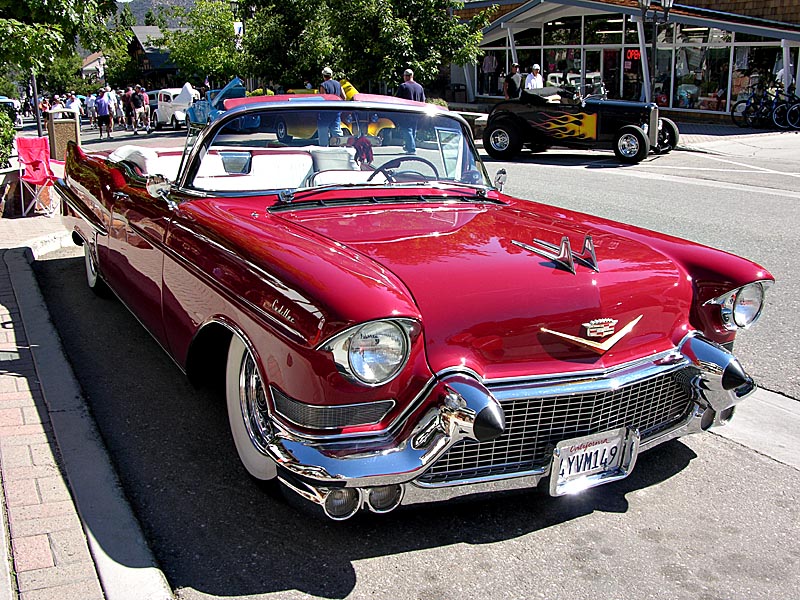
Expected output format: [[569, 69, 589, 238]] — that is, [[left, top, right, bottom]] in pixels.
[[225, 335, 278, 481]]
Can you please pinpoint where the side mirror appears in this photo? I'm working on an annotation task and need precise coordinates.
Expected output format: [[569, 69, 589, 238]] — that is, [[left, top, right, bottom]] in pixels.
[[146, 174, 171, 198], [494, 168, 507, 191], [146, 174, 177, 210]]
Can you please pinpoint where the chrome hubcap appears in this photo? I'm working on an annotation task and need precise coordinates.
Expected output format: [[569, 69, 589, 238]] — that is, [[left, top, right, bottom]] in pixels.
[[239, 350, 271, 454], [489, 129, 510, 151], [618, 133, 640, 157]]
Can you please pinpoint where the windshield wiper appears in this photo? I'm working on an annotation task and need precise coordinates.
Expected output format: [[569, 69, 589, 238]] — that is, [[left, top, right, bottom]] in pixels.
[[277, 180, 499, 206]]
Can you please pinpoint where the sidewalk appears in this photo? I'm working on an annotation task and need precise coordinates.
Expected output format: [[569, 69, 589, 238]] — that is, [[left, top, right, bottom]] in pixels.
[[0, 121, 797, 599], [0, 214, 172, 600]]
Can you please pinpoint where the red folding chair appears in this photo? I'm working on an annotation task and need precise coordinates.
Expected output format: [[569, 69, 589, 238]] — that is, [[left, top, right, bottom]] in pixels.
[[17, 136, 59, 217]]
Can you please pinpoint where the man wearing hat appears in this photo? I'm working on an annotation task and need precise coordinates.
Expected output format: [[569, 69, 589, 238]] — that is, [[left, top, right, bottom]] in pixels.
[[525, 64, 544, 89], [396, 68, 426, 154], [504, 63, 523, 99], [318, 67, 345, 146]]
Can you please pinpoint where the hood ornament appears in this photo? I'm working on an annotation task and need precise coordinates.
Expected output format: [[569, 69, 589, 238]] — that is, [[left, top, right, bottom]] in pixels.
[[512, 235, 599, 274], [541, 315, 643, 354]]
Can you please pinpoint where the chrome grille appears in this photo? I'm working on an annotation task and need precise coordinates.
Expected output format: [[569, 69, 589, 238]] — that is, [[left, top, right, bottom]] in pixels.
[[419, 370, 693, 485]]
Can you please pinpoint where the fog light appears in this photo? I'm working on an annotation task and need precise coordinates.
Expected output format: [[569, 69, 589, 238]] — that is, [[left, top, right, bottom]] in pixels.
[[366, 485, 403, 513], [323, 488, 361, 520]]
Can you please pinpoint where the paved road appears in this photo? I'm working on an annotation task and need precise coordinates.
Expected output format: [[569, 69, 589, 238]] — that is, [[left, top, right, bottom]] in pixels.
[[29, 127, 800, 599]]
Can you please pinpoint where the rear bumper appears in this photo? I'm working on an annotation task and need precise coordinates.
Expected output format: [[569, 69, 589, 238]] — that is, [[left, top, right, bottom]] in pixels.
[[266, 333, 754, 515]]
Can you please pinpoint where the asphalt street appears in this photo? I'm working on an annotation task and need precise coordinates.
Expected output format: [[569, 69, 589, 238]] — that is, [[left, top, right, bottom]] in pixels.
[[24, 121, 800, 600]]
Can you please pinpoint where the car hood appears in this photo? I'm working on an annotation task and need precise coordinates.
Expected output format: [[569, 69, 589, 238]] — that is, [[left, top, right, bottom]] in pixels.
[[281, 199, 695, 378]]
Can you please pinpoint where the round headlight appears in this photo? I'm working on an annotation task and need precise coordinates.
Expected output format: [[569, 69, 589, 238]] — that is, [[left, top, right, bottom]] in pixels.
[[348, 321, 408, 385], [732, 283, 765, 328]]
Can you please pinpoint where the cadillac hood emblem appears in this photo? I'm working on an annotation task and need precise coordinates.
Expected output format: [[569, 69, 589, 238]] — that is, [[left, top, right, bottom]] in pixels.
[[541, 315, 643, 354], [583, 318, 618, 338]]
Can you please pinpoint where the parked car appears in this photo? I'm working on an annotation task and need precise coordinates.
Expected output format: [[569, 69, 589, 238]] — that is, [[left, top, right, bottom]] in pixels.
[[56, 94, 771, 520], [146, 90, 158, 120], [186, 77, 247, 125], [483, 86, 680, 163], [0, 97, 23, 127], [152, 84, 199, 130]]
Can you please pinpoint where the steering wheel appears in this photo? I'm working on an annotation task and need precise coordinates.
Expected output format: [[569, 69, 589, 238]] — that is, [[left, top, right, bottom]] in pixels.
[[367, 156, 440, 182]]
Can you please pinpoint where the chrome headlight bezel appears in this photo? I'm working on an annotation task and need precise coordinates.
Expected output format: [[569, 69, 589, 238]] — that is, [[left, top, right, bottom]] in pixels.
[[319, 319, 420, 387], [705, 281, 771, 331]]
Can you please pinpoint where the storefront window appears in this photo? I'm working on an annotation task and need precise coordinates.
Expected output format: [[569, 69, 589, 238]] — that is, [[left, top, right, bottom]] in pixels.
[[730, 46, 788, 99], [674, 46, 729, 111], [544, 48, 582, 87], [584, 15, 623, 45], [544, 16, 581, 46]]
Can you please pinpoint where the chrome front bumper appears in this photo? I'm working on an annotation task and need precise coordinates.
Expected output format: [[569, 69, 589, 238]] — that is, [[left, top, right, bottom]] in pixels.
[[266, 334, 754, 518]]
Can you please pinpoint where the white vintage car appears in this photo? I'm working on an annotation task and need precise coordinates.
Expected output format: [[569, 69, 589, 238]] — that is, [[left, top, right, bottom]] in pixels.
[[152, 83, 199, 130]]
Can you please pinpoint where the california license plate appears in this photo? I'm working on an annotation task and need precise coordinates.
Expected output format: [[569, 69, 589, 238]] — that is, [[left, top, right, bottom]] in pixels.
[[549, 427, 640, 496]]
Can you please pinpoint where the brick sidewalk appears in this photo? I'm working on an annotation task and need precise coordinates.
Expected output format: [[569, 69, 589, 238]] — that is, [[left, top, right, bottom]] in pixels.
[[1, 247, 105, 600]]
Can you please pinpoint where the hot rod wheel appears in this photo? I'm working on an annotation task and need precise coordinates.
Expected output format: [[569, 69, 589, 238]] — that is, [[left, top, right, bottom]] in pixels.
[[483, 118, 523, 159], [614, 125, 650, 163]]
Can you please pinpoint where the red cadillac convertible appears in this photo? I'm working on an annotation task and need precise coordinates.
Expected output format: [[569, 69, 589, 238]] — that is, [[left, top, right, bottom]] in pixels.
[[56, 93, 772, 520]]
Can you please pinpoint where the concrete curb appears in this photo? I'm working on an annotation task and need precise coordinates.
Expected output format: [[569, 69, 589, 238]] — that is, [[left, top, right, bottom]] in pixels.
[[4, 242, 173, 600]]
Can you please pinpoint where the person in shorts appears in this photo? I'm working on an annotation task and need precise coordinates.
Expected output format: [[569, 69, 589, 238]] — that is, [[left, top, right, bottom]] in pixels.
[[130, 85, 145, 134]]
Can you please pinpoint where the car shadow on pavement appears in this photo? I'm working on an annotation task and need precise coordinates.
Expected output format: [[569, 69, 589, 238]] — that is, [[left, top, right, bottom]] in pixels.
[[34, 253, 698, 599]]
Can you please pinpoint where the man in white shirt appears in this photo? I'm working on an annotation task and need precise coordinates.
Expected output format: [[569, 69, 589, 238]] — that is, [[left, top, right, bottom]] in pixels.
[[525, 64, 544, 89]]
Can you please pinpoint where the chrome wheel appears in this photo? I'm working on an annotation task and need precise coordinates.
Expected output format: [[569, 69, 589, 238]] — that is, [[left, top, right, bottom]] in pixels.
[[239, 348, 271, 454], [225, 335, 277, 480], [488, 128, 510, 152], [617, 133, 640, 158], [613, 125, 649, 163]]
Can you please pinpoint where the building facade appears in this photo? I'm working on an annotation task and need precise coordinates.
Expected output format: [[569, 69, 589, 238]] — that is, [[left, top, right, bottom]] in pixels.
[[460, 0, 800, 115]]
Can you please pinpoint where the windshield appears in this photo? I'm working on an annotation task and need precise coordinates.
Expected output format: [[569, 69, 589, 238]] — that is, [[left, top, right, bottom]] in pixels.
[[185, 104, 491, 194]]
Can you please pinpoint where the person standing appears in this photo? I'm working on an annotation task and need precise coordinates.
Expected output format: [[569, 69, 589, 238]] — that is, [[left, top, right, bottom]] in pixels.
[[95, 88, 113, 139], [85, 93, 97, 129], [481, 52, 498, 95], [317, 67, 345, 146], [504, 63, 523, 99], [396, 68, 425, 154], [130, 85, 145, 134], [122, 87, 132, 130], [525, 64, 544, 90]]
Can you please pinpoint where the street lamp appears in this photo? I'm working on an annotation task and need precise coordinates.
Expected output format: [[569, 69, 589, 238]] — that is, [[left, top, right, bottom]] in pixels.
[[637, 0, 674, 103]]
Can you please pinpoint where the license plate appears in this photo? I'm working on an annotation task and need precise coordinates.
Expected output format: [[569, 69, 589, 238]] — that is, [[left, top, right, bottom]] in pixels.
[[549, 427, 640, 496]]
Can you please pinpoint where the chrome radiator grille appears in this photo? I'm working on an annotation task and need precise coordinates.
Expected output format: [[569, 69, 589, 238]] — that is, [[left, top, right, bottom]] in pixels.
[[419, 370, 693, 485]]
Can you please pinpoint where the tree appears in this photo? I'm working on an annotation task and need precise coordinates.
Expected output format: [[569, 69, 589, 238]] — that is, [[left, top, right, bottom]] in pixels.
[[0, 0, 119, 73], [160, 0, 243, 86], [160, 0, 494, 91]]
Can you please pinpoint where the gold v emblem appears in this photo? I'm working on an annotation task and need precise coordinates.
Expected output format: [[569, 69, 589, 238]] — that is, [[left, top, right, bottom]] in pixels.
[[541, 315, 643, 355]]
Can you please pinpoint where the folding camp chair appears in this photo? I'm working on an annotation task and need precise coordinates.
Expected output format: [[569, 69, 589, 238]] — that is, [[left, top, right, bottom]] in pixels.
[[17, 136, 59, 217]]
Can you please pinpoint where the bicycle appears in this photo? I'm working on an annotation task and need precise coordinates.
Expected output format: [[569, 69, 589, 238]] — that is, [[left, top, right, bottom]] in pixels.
[[730, 85, 775, 128], [771, 85, 800, 129]]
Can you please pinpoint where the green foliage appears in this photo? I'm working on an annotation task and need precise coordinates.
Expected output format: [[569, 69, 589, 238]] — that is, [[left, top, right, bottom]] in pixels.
[[0, 110, 15, 169], [162, 0, 494, 91], [247, 88, 275, 96], [160, 0, 243, 85], [0, 0, 119, 72], [426, 97, 449, 108], [38, 53, 84, 96]]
